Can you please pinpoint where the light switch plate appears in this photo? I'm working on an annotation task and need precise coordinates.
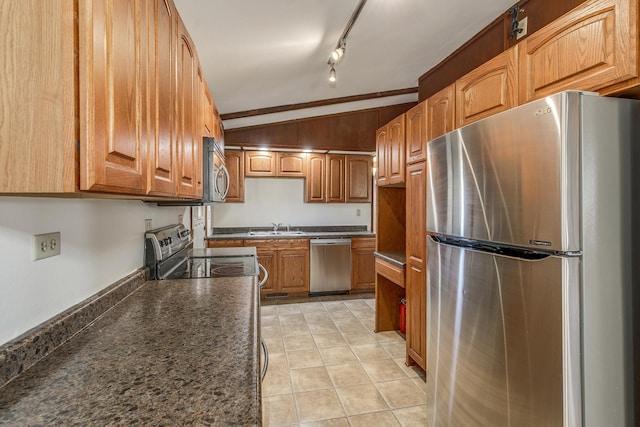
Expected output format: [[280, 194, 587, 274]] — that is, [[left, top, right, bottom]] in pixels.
[[145, 219, 152, 231], [32, 232, 61, 261]]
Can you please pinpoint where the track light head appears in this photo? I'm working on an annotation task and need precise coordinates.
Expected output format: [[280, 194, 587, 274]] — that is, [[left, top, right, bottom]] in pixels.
[[331, 43, 345, 62], [328, 65, 336, 83]]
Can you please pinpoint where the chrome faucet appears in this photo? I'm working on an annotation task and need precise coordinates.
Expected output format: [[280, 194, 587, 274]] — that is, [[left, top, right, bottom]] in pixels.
[[271, 222, 283, 232]]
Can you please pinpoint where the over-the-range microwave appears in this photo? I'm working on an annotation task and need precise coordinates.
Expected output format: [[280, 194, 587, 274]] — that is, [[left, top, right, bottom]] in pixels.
[[157, 136, 229, 206]]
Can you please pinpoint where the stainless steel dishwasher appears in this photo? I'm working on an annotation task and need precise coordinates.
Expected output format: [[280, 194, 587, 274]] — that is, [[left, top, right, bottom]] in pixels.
[[309, 238, 351, 295]]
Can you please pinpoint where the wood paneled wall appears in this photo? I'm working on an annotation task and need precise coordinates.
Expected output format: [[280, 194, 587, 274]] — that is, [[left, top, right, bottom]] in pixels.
[[418, 0, 587, 100], [225, 102, 416, 152]]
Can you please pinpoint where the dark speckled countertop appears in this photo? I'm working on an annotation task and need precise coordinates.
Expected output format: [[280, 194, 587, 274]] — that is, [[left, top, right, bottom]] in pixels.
[[0, 277, 261, 426], [207, 225, 375, 241]]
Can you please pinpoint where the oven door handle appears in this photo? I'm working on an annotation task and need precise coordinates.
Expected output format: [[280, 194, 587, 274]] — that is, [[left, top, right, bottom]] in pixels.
[[258, 263, 269, 288], [260, 338, 269, 381]]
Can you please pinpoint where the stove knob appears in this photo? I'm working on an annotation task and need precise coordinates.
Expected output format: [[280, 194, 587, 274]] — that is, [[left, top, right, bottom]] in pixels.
[[167, 237, 173, 244], [159, 240, 165, 247], [163, 238, 170, 246]]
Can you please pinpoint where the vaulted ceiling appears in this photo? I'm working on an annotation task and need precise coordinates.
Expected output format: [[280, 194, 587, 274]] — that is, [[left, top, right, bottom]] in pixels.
[[174, 0, 516, 128]]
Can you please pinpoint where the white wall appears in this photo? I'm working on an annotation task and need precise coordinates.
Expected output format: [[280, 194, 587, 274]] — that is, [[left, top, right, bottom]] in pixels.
[[212, 178, 372, 229], [0, 197, 187, 346]]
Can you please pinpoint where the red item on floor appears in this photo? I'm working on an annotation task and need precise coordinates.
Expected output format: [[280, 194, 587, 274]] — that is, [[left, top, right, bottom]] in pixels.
[[399, 297, 406, 334]]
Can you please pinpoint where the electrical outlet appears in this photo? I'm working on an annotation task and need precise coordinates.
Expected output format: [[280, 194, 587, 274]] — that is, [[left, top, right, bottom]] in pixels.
[[178, 214, 183, 224], [356, 208, 361, 217], [145, 219, 152, 231], [32, 232, 61, 261], [517, 16, 528, 39]]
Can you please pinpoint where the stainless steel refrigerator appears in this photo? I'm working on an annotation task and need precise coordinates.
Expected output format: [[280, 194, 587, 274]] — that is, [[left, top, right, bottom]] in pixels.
[[426, 91, 638, 426]]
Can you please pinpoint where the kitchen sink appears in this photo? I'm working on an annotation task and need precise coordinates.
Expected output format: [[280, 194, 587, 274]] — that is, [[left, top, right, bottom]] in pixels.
[[247, 230, 306, 236]]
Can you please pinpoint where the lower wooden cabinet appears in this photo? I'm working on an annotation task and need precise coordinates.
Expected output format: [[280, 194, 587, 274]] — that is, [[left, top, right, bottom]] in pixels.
[[250, 239, 310, 297], [351, 237, 376, 292], [207, 239, 244, 248], [406, 161, 427, 370]]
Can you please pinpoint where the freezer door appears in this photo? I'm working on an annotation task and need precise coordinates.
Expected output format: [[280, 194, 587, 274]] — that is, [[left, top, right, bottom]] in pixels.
[[426, 91, 581, 252], [426, 238, 581, 427]]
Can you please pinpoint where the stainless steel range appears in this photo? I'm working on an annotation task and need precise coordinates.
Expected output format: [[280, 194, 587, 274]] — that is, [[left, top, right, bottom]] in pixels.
[[144, 224, 269, 381], [144, 224, 262, 280]]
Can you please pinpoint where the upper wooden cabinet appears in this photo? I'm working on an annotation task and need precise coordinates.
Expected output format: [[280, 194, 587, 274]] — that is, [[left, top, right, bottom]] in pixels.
[[345, 155, 373, 203], [519, 0, 638, 103], [245, 151, 306, 177], [376, 115, 406, 187], [406, 102, 428, 164], [224, 150, 244, 203], [277, 152, 306, 177], [176, 18, 199, 198], [375, 126, 389, 186], [427, 84, 455, 141], [0, 0, 212, 200], [326, 155, 346, 203], [305, 153, 372, 203], [305, 153, 326, 202], [79, 0, 148, 194], [147, 0, 177, 197], [455, 46, 518, 127], [245, 151, 276, 177]]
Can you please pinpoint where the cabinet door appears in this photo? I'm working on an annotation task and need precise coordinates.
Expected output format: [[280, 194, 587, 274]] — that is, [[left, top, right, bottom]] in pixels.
[[351, 237, 376, 291], [406, 161, 427, 370], [406, 102, 427, 164], [277, 152, 306, 177], [257, 250, 277, 295], [0, 1, 76, 193], [176, 18, 198, 197], [406, 262, 426, 370], [375, 126, 389, 186], [305, 153, 326, 202], [326, 154, 345, 203], [147, 0, 177, 196], [279, 249, 310, 294], [455, 46, 518, 127], [203, 87, 214, 136], [224, 150, 245, 202], [519, 0, 638, 103], [345, 155, 373, 203], [79, 0, 148, 194], [427, 84, 455, 141], [387, 115, 406, 185], [245, 151, 276, 177]]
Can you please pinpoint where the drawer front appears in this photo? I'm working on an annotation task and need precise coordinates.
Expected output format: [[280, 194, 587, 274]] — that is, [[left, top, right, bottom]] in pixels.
[[375, 258, 405, 287]]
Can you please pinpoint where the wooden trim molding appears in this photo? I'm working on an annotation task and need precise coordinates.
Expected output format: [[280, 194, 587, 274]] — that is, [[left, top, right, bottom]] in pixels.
[[221, 87, 418, 120]]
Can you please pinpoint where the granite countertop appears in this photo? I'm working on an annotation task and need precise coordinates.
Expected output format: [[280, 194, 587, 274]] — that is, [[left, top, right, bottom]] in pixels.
[[207, 226, 375, 241], [0, 277, 261, 426]]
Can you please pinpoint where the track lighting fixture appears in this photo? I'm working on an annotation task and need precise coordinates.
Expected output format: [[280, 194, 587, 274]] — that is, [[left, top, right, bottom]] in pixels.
[[331, 41, 346, 62], [325, 0, 367, 84]]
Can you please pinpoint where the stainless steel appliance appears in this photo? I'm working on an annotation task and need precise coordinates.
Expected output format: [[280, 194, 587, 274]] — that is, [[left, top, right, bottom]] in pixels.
[[155, 137, 228, 206], [144, 224, 263, 281], [426, 91, 638, 426], [207, 137, 230, 203], [144, 224, 269, 381], [310, 238, 351, 295]]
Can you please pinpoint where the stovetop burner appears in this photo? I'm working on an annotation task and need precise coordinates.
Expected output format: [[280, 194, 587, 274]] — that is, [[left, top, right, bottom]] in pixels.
[[145, 224, 258, 280]]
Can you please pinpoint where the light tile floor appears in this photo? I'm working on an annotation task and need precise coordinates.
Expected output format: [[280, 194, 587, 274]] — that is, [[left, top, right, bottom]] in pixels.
[[260, 294, 430, 427]]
